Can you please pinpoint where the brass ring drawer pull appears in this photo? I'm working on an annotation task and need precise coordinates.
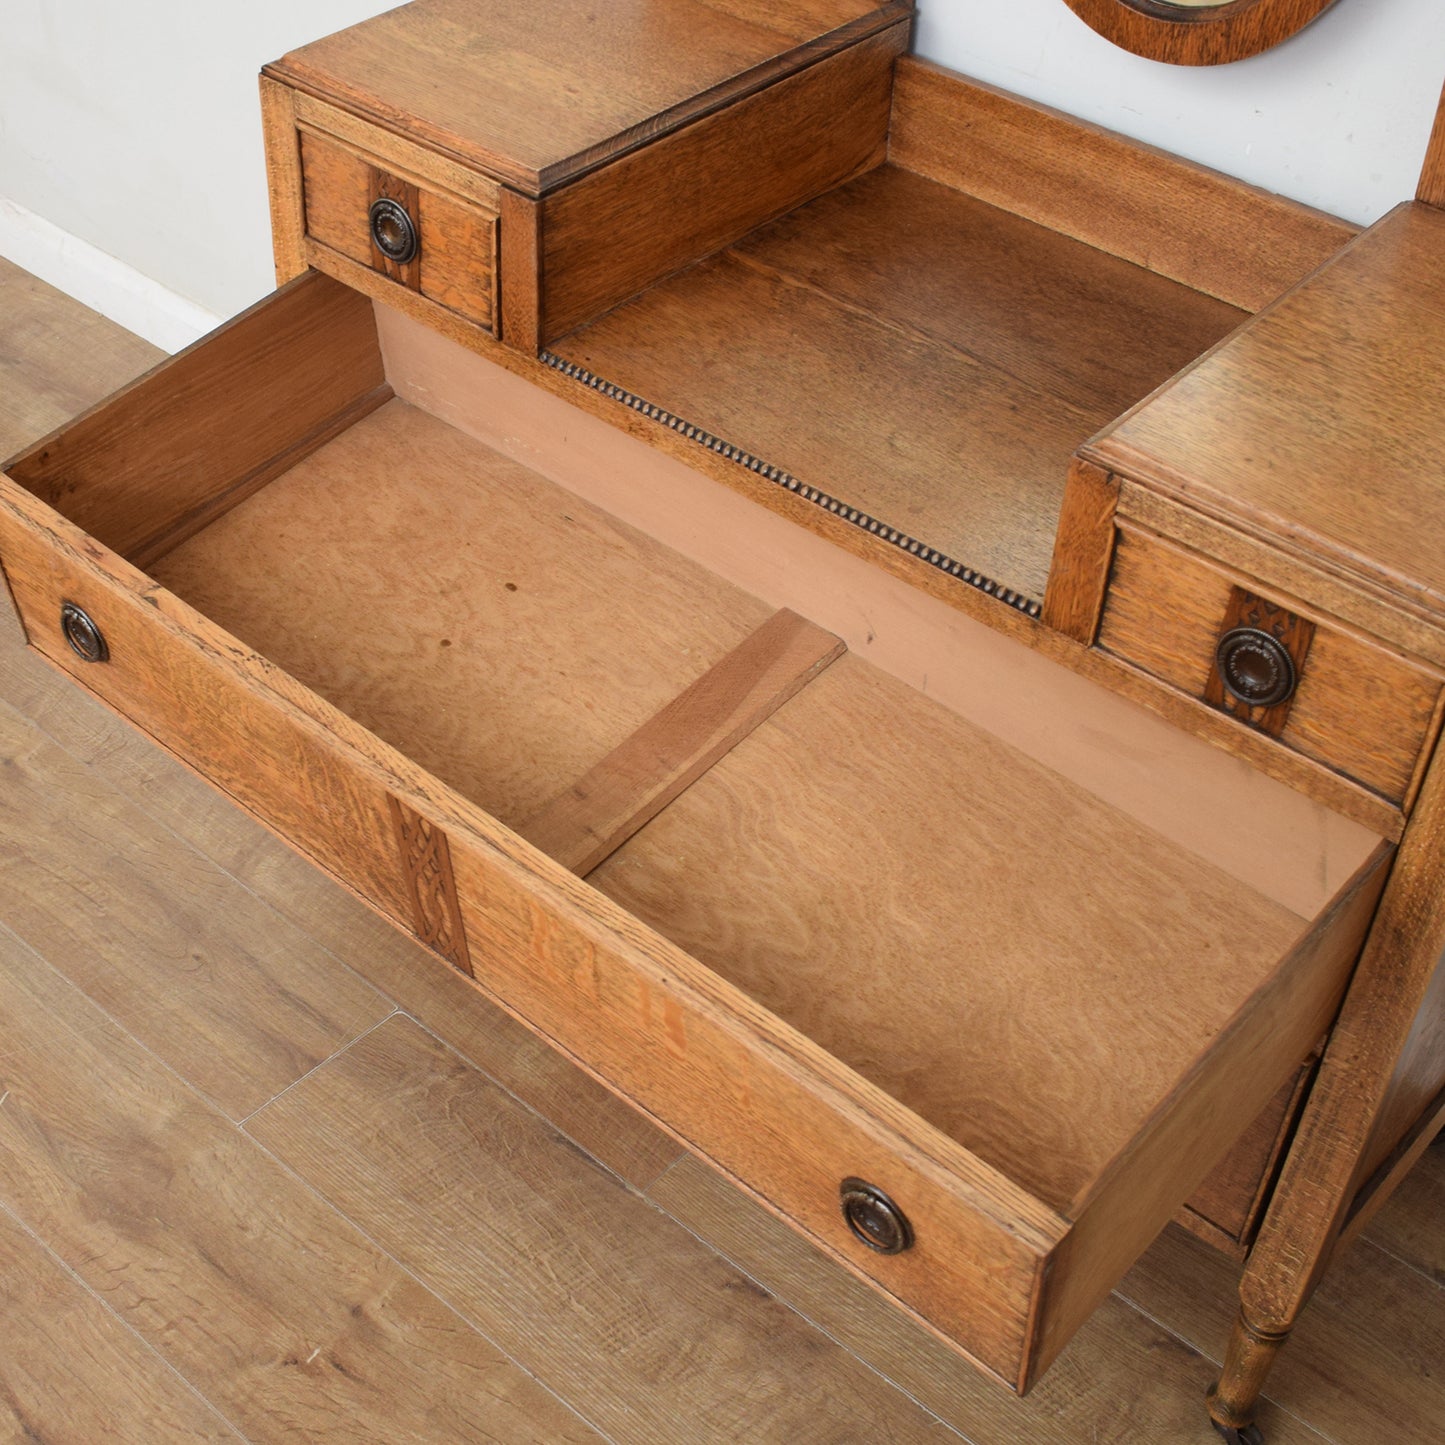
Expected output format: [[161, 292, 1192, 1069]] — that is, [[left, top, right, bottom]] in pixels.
[[1215, 627, 1296, 708], [840, 1177, 913, 1254], [60, 601, 108, 664], [369, 196, 419, 264]]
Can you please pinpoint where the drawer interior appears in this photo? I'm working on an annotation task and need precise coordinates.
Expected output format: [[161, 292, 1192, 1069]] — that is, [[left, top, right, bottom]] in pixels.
[[141, 404, 1316, 1210], [0, 272, 1388, 1390]]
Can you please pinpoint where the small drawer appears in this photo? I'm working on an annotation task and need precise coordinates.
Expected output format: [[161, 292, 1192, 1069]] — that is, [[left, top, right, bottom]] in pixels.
[[0, 273, 1389, 1395], [295, 98, 500, 335], [1098, 524, 1443, 810]]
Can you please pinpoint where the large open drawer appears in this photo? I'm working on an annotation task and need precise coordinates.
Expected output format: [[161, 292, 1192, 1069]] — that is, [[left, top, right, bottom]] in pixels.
[[0, 272, 1388, 1392]]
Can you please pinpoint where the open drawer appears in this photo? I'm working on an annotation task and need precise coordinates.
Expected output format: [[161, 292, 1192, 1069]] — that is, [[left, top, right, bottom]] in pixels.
[[0, 272, 1389, 1392]]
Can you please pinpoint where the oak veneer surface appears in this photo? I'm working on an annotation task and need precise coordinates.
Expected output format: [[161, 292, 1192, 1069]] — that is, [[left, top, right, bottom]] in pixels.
[[888, 59, 1355, 314], [149, 398, 773, 831], [267, 0, 909, 194], [555, 164, 1247, 604], [590, 652, 1307, 1209], [1089, 202, 1445, 629]]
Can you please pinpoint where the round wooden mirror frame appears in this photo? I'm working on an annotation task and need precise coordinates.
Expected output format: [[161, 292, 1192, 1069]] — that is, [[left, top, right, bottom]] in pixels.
[[1060, 0, 1341, 66]]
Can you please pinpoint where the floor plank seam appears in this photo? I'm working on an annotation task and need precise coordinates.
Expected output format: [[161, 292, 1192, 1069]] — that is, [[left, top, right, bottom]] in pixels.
[[640, 1159, 978, 1445], [0, 913, 369, 1139], [0, 678, 403, 1031], [400, 1010, 683, 1194], [0, 1194, 253, 1443], [233, 1090, 617, 1445], [1352, 1233, 1445, 1295], [234, 1008, 401, 1126], [1107, 1284, 1328, 1444]]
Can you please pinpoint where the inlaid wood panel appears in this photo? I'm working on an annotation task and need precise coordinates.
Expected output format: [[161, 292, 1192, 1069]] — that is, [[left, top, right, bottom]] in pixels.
[[0, 628, 683, 1193]]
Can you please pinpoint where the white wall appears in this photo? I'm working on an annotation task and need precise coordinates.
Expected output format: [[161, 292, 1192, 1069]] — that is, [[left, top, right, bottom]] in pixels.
[[2, 0, 1443, 345], [917, 0, 1445, 226]]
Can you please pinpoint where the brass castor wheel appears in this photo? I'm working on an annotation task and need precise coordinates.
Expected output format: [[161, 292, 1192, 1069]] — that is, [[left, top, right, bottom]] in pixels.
[[1211, 1422, 1265, 1445]]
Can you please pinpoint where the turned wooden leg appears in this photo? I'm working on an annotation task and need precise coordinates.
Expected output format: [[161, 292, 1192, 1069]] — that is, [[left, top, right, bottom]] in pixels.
[[1206, 1306, 1291, 1443]]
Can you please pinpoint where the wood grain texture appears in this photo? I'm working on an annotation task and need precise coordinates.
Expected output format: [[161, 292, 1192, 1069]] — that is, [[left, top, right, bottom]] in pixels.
[[1034, 845, 1387, 1386], [1099, 526, 1442, 806], [150, 400, 773, 831], [1060, 0, 1341, 66], [594, 654, 1311, 1210], [650, 1157, 1331, 1445], [1201, 587, 1317, 738], [0, 700, 390, 1121], [538, 26, 900, 341], [521, 607, 843, 874], [0, 477, 418, 928], [0, 1205, 241, 1443], [555, 248, 1090, 604], [0, 258, 162, 459], [444, 766, 1067, 1387], [729, 164, 1246, 420], [1364, 1135, 1445, 1285], [368, 168, 422, 290], [0, 630, 683, 1194], [1119, 482, 1445, 672], [246, 1014, 959, 1440], [498, 187, 542, 353], [300, 130, 498, 330], [888, 58, 1355, 312], [0, 929, 597, 1444], [1087, 204, 1445, 632], [1183, 1061, 1317, 1248], [4, 272, 387, 565], [1418, 78, 1445, 206], [1227, 743, 1445, 1387], [267, 0, 911, 195], [380, 302, 1383, 920], [388, 796, 473, 976], [1042, 458, 1119, 641], [293, 90, 504, 211], [259, 76, 308, 284]]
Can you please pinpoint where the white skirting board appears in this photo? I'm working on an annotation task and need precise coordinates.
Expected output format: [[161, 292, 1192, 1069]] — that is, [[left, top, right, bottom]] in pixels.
[[0, 197, 222, 353]]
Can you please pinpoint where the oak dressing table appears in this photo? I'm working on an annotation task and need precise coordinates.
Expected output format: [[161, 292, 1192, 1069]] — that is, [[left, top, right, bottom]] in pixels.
[[2, 3, 1442, 1438]]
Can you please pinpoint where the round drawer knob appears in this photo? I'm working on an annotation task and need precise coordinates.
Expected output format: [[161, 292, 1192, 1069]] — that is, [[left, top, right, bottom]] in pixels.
[[369, 197, 418, 264], [840, 1178, 913, 1255], [1215, 627, 1296, 708], [60, 601, 109, 664]]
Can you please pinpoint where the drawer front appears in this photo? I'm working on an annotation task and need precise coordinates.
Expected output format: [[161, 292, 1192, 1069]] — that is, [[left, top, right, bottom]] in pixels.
[[1099, 524, 1443, 807], [297, 104, 499, 334]]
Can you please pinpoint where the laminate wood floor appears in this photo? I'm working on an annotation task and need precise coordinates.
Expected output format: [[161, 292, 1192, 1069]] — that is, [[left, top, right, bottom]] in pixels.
[[1, 256, 1441, 1443]]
